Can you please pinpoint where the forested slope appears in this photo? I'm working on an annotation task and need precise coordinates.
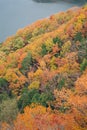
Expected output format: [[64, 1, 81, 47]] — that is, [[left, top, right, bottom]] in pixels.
[[0, 5, 87, 130]]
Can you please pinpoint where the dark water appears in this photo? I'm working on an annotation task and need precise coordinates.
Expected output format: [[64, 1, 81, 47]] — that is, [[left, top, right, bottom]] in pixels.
[[0, 0, 85, 42]]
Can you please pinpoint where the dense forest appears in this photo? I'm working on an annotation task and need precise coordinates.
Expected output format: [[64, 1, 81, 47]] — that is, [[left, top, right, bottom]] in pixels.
[[0, 5, 87, 130]]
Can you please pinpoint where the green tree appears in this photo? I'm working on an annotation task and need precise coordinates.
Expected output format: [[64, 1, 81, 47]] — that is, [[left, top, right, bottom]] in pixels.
[[0, 98, 18, 123], [0, 78, 9, 95], [39, 92, 54, 107], [53, 37, 63, 48], [74, 32, 83, 42], [58, 78, 65, 90], [78, 38, 87, 63], [20, 52, 33, 75], [41, 44, 48, 56], [31, 93, 41, 104], [13, 37, 25, 50], [0, 92, 9, 103], [17, 89, 39, 112], [0, 78, 8, 88], [80, 58, 87, 72]]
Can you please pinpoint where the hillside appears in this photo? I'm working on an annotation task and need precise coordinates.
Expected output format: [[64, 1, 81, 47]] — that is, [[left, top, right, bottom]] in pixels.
[[0, 5, 87, 130]]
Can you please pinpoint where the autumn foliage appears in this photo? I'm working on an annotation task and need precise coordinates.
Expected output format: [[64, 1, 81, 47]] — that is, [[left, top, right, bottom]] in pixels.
[[0, 5, 87, 130]]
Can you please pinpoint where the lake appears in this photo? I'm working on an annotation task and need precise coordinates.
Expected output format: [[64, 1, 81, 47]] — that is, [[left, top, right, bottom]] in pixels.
[[0, 0, 85, 42]]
